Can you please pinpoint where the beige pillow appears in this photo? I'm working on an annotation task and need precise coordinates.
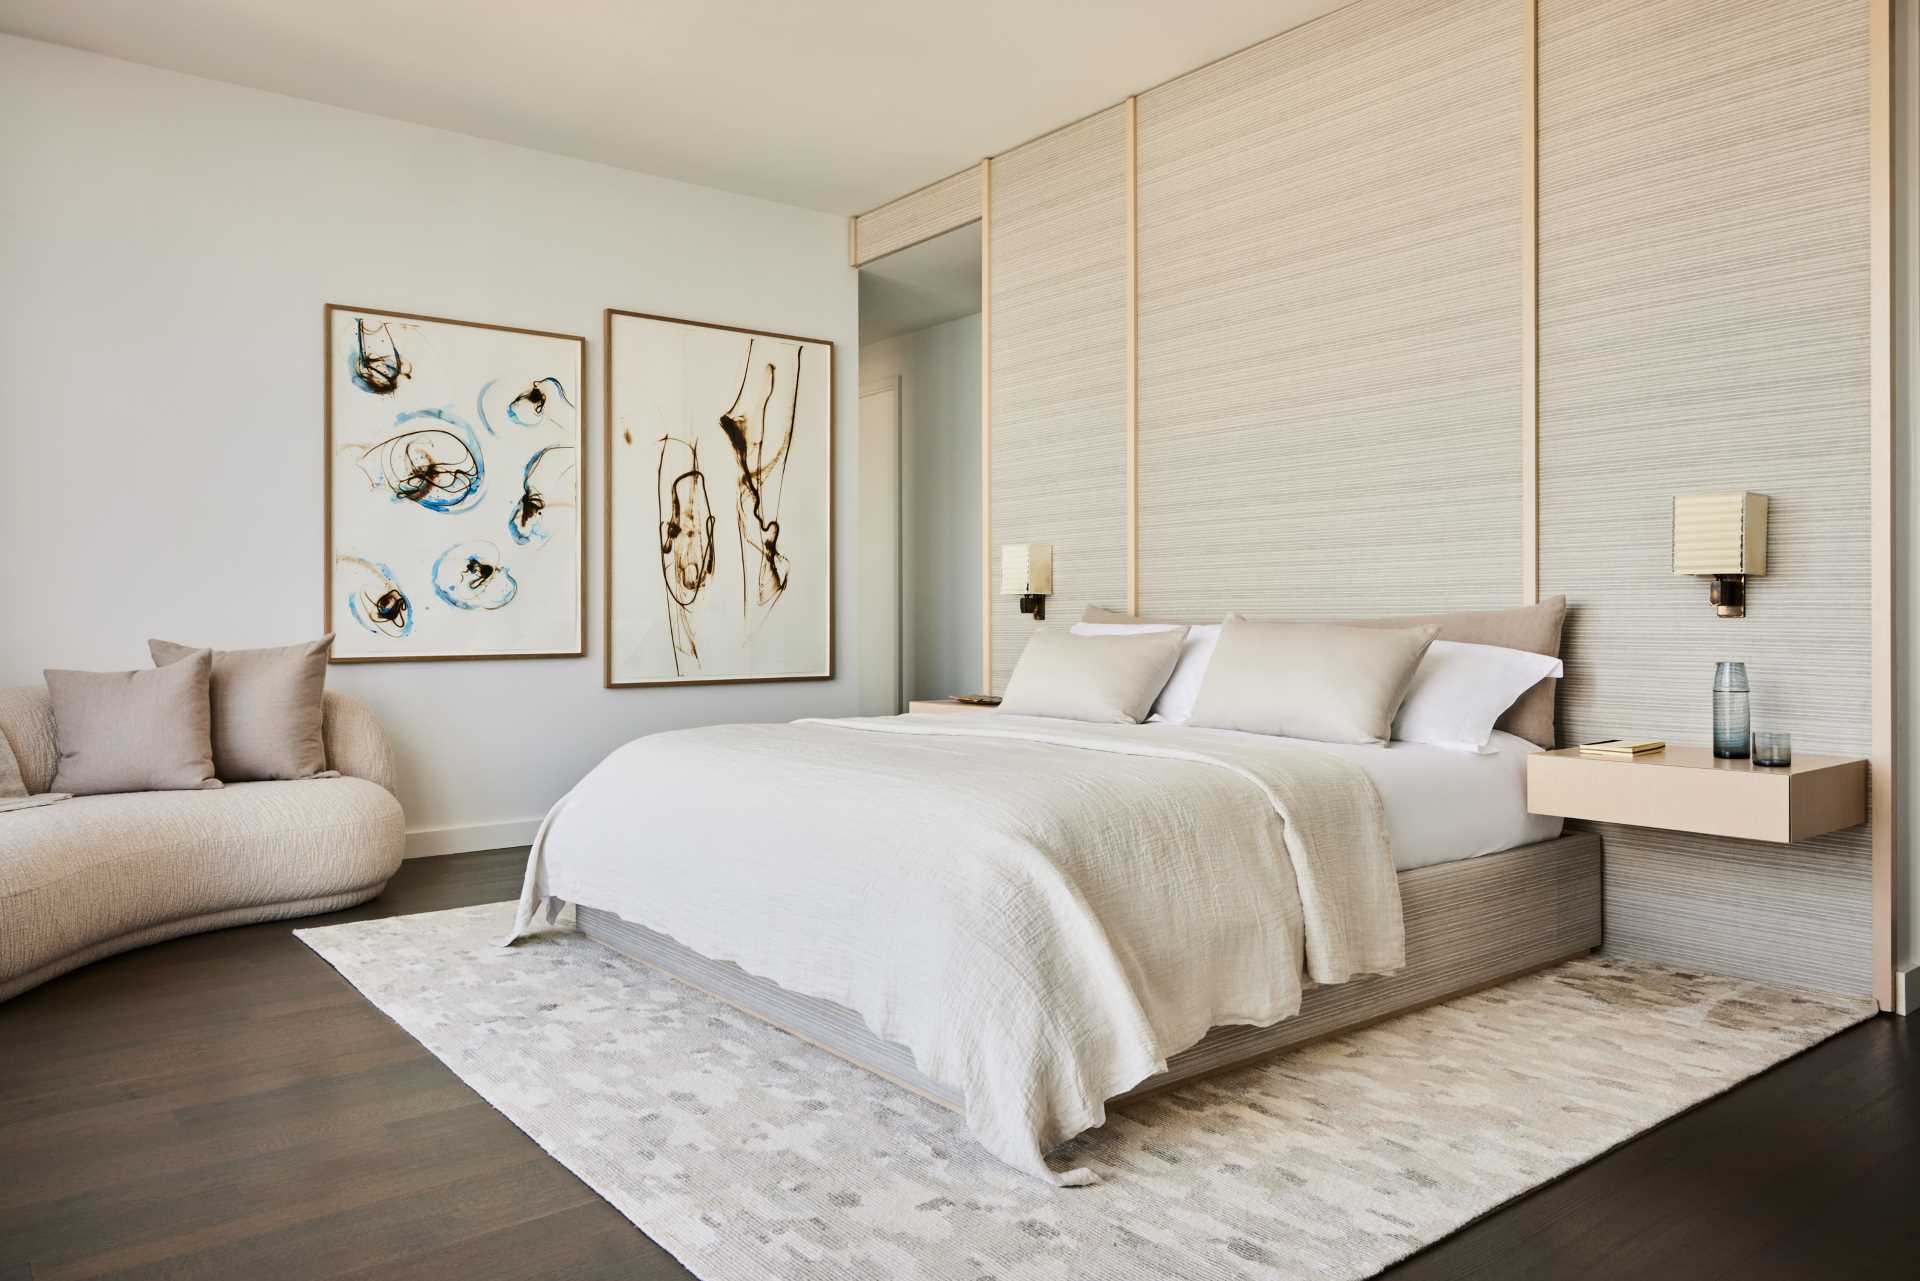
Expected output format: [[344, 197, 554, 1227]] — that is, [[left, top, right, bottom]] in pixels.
[[999, 627, 1189, 724], [150, 636, 334, 782], [1085, 596, 1566, 747], [1187, 620, 1439, 744], [46, 652, 222, 795]]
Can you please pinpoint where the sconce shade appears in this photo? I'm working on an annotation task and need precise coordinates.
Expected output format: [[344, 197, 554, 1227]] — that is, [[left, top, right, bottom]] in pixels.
[[1001, 543, 1054, 596], [1673, 492, 1768, 576]]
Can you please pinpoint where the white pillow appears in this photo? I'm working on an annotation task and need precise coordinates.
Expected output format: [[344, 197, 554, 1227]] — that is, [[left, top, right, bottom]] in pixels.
[[999, 627, 1189, 723], [1070, 621, 1224, 724], [1393, 640, 1566, 753]]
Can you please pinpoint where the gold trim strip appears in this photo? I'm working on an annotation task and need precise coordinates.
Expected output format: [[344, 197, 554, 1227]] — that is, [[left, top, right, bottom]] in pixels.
[[981, 157, 995, 691], [1126, 96, 1141, 616], [1522, 0, 1540, 606], [1869, 0, 1895, 1011]]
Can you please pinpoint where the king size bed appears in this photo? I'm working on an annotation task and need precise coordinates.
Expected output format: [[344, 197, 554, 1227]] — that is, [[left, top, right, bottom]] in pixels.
[[507, 705, 1601, 1185]]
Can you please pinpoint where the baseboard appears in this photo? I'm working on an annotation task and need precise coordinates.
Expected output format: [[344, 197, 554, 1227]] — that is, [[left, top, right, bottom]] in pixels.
[[1898, 965, 1918, 1017], [404, 818, 541, 859]]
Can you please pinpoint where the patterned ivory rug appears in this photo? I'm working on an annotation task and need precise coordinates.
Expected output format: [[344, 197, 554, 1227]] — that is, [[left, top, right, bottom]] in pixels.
[[297, 902, 1872, 1281]]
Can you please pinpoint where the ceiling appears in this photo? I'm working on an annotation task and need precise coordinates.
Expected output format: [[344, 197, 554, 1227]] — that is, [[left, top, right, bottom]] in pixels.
[[859, 224, 982, 345], [0, 0, 1352, 214]]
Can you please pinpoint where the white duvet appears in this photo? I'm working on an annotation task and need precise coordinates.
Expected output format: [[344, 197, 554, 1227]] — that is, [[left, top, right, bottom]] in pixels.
[[507, 713, 1404, 1185]]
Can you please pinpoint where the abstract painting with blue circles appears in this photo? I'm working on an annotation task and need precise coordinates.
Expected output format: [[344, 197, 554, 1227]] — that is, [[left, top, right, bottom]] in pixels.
[[325, 305, 586, 661]]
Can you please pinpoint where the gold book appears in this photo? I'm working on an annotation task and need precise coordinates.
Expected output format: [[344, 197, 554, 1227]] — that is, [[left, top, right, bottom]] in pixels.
[[1578, 738, 1665, 757]]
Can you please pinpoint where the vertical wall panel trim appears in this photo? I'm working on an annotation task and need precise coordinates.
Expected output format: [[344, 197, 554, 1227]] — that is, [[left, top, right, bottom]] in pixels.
[[1522, 0, 1540, 605], [1126, 96, 1141, 614], [980, 157, 994, 690], [1871, 0, 1896, 1011]]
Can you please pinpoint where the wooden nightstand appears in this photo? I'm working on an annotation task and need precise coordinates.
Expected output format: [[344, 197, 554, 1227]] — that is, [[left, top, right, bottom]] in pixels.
[[1526, 746, 1867, 844], [906, 698, 1000, 715]]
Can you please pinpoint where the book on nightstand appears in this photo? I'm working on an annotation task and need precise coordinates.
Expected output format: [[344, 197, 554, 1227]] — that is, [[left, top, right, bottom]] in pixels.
[[1577, 738, 1666, 759]]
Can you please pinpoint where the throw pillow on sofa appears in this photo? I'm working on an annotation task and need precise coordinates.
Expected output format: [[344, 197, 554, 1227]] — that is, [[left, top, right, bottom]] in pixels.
[[45, 650, 222, 795], [150, 635, 335, 782]]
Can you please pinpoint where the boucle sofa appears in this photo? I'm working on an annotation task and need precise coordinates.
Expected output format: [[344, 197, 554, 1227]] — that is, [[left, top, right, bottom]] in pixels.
[[0, 685, 405, 1001]]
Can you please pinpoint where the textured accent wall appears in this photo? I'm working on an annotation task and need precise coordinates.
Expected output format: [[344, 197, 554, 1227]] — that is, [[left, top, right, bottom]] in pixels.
[[988, 108, 1131, 688], [860, 0, 1882, 998], [1134, 0, 1525, 620], [853, 166, 982, 266], [1537, 0, 1873, 992]]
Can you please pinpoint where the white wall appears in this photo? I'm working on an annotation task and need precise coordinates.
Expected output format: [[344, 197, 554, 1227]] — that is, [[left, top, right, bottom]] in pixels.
[[0, 36, 860, 851], [860, 314, 982, 701]]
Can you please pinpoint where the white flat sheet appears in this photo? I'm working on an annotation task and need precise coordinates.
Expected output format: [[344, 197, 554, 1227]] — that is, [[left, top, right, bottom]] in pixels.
[[1164, 727, 1562, 871]]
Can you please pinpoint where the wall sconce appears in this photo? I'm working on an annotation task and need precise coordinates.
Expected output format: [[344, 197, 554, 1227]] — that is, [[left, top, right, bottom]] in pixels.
[[1001, 543, 1053, 621], [1673, 491, 1768, 618]]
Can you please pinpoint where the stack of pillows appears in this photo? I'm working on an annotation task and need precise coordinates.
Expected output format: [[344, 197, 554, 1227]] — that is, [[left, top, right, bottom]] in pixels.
[[31, 636, 338, 800], [995, 598, 1566, 754]]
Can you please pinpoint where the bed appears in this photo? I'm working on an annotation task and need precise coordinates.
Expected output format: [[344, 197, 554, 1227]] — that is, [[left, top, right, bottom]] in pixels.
[[508, 712, 1600, 1183]]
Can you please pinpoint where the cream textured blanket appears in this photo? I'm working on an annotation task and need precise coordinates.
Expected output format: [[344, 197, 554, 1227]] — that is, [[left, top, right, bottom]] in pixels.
[[507, 714, 1402, 1184]]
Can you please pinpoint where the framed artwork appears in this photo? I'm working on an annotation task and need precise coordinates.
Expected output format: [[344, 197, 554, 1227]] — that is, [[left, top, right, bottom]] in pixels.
[[605, 309, 834, 687], [325, 304, 586, 661]]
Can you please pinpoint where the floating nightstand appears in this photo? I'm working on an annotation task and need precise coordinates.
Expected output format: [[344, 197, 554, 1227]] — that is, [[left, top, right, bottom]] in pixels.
[[1526, 746, 1867, 844]]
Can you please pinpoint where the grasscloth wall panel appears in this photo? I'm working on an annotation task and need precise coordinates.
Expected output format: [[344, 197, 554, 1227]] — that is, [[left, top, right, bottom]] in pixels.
[[853, 166, 982, 266], [1538, 0, 1872, 993], [859, 0, 1881, 997], [989, 108, 1131, 688], [1134, 0, 1524, 621]]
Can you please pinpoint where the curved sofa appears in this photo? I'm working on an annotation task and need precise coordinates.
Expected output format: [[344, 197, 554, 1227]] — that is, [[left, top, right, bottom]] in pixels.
[[0, 686, 405, 1001]]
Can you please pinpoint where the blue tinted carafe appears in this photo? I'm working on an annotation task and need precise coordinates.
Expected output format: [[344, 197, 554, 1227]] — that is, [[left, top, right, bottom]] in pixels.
[[1712, 661, 1751, 759]]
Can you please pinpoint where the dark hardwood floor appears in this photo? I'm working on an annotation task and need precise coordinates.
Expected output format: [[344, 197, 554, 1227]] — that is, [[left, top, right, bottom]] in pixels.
[[2, 849, 1915, 1280]]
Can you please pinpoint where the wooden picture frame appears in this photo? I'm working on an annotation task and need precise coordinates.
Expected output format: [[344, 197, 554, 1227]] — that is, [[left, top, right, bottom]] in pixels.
[[324, 303, 587, 662], [604, 308, 835, 688]]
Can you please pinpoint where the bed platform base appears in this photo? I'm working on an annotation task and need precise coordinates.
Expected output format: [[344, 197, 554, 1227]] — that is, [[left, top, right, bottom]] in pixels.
[[578, 830, 1603, 1113]]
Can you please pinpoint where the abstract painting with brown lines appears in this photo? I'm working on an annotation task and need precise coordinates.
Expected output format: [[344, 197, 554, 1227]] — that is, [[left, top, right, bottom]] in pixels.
[[607, 310, 833, 687]]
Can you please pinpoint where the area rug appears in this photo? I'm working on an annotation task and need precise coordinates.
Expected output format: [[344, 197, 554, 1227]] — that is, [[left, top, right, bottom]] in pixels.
[[297, 902, 1872, 1281]]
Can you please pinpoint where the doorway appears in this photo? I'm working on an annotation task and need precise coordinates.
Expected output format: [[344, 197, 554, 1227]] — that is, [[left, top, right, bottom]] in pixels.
[[857, 222, 984, 706]]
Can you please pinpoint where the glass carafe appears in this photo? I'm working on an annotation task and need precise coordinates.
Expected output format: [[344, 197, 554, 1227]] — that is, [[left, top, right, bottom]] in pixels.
[[1713, 661, 1751, 759]]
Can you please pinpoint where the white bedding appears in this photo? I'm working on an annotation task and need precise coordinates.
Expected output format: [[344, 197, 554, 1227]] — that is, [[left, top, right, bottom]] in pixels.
[[1188, 728, 1563, 871], [507, 713, 1404, 1186]]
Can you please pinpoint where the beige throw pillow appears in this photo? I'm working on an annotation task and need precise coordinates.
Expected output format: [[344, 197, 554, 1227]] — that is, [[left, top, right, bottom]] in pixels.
[[1187, 620, 1439, 745], [46, 651, 222, 795], [999, 627, 1189, 724], [150, 636, 334, 782]]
